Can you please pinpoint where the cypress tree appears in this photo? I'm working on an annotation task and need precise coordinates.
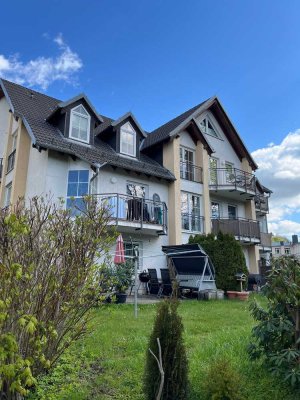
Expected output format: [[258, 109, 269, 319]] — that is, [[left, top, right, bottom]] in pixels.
[[143, 299, 188, 400]]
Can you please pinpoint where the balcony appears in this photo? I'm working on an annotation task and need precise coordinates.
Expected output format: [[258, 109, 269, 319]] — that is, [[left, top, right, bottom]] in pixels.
[[0, 158, 3, 181], [211, 217, 261, 244], [209, 168, 256, 200], [181, 213, 205, 233], [255, 195, 269, 214], [95, 193, 168, 236], [259, 232, 272, 249], [180, 161, 202, 183], [7, 149, 16, 173]]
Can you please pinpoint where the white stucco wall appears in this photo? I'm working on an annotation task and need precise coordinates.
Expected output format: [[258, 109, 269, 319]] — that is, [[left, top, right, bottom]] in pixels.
[[210, 194, 246, 219], [0, 97, 10, 159]]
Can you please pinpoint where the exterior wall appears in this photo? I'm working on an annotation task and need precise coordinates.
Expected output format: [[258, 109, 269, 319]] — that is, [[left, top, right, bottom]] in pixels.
[[163, 137, 181, 245], [0, 97, 10, 159]]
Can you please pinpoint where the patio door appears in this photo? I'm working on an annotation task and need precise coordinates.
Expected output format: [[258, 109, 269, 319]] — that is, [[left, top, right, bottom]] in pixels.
[[180, 147, 195, 181]]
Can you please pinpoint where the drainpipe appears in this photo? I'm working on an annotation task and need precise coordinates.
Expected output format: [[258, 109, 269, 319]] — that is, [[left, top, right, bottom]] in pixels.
[[89, 162, 107, 194]]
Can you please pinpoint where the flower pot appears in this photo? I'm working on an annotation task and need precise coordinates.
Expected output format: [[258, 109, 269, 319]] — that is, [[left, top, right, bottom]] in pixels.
[[116, 293, 127, 304], [227, 291, 238, 299], [236, 292, 249, 301]]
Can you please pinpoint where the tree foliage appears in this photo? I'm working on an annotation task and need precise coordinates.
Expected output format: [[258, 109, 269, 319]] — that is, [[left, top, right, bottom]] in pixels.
[[249, 256, 300, 388], [0, 197, 115, 399], [144, 300, 188, 400], [189, 232, 248, 291]]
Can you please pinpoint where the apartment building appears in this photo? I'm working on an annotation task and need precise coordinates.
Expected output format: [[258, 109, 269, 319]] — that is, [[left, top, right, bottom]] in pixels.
[[272, 235, 300, 258], [0, 79, 271, 275]]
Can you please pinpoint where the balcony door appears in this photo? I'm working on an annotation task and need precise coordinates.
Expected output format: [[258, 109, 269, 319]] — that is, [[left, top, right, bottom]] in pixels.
[[180, 147, 195, 181], [228, 205, 237, 219], [211, 202, 220, 219], [181, 192, 202, 232]]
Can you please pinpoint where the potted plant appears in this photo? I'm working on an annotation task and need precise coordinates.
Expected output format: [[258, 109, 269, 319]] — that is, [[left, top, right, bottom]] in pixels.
[[113, 260, 135, 303]]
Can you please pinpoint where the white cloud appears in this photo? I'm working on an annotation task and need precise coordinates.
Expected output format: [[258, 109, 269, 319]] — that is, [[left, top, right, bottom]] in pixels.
[[0, 33, 82, 90], [252, 130, 300, 238]]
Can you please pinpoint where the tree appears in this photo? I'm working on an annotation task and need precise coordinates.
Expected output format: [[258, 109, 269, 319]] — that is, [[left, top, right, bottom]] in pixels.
[[249, 256, 300, 387], [0, 197, 115, 399], [189, 232, 248, 291], [272, 235, 289, 243], [144, 299, 188, 400]]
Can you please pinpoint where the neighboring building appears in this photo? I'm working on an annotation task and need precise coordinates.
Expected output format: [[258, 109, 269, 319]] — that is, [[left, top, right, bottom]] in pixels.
[[0, 79, 272, 275], [272, 235, 300, 258]]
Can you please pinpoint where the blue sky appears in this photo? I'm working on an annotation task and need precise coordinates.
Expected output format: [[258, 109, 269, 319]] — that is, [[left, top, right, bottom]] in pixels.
[[1, 0, 300, 237]]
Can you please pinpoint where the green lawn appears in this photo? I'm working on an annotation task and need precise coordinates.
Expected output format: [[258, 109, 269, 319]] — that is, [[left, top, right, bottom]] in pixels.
[[28, 296, 296, 400]]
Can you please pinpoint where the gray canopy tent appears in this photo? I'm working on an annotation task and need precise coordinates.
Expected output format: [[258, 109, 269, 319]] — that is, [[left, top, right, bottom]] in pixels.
[[161, 244, 216, 293]]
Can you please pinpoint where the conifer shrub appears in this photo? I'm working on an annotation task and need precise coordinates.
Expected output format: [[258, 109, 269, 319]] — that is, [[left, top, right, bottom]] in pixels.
[[143, 299, 188, 400], [203, 356, 246, 400], [189, 232, 248, 291]]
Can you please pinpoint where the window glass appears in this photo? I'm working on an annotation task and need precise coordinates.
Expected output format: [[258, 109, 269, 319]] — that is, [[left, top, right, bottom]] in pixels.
[[66, 169, 89, 216], [200, 117, 218, 137], [284, 247, 291, 255], [210, 157, 218, 184], [70, 105, 90, 143], [275, 248, 280, 254], [211, 202, 220, 219], [228, 205, 237, 219], [120, 122, 136, 157], [4, 183, 12, 207], [127, 182, 147, 198], [181, 192, 201, 232], [124, 241, 142, 269]]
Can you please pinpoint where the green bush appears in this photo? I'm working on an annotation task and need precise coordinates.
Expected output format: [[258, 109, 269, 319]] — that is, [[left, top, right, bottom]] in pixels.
[[249, 256, 300, 388], [203, 356, 246, 400], [189, 232, 248, 291], [143, 299, 188, 400]]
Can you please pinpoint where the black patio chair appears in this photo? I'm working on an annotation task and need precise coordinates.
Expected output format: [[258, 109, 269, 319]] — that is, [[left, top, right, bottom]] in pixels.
[[160, 269, 173, 296], [147, 268, 161, 295]]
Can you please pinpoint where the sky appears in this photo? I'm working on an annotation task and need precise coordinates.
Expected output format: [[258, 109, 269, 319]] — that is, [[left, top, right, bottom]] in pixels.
[[0, 0, 300, 238]]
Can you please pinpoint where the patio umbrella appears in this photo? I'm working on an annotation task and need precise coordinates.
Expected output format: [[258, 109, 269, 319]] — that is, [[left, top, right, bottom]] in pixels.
[[114, 234, 125, 264]]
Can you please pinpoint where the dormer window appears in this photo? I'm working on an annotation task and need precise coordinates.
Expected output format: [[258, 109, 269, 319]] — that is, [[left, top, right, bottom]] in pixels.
[[120, 122, 136, 157], [69, 105, 90, 143], [199, 117, 219, 138]]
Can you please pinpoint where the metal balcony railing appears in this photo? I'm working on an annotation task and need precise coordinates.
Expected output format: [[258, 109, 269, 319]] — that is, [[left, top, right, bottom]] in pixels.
[[0, 158, 3, 180], [260, 232, 272, 248], [6, 149, 16, 173], [211, 217, 261, 241], [209, 168, 256, 193], [181, 213, 204, 233], [255, 194, 269, 213], [180, 161, 203, 183], [95, 193, 168, 232]]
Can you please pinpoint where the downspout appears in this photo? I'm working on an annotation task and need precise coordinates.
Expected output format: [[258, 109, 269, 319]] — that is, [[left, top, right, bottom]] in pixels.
[[89, 162, 107, 194]]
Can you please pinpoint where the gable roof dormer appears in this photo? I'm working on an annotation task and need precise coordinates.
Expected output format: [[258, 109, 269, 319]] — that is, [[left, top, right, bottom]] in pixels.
[[95, 112, 146, 159]]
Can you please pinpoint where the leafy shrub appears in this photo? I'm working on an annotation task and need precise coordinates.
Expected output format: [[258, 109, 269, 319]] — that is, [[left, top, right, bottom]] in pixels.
[[249, 256, 300, 388], [204, 358, 245, 400], [0, 197, 115, 399], [144, 299, 188, 400], [189, 232, 248, 291], [203, 356, 246, 400]]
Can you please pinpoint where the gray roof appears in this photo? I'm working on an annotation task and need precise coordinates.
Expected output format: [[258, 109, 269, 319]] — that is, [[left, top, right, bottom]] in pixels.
[[0, 79, 175, 181], [142, 100, 210, 149]]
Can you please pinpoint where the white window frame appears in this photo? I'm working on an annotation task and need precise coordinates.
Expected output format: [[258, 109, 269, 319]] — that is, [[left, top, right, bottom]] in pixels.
[[124, 240, 143, 270], [4, 182, 12, 208], [181, 191, 202, 232], [227, 204, 237, 219], [69, 105, 91, 144], [274, 247, 280, 255], [120, 122, 136, 157], [211, 201, 220, 219], [199, 114, 220, 139], [284, 247, 291, 255]]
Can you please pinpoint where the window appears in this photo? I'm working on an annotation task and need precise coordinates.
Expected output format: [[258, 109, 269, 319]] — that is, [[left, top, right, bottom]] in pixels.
[[120, 122, 136, 157], [69, 105, 90, 143], [211, 202, 220, 219], [274, 247, 280, 255], [228, 205, 237, 219], [12, 131, 18, 152], [284, 247, 291, 255], [199, 117, 219, 137], [4, 182, 12, 207], [180, 147, 195, 181], [66, 170, 89, 216], [181, 192, 202, 232], [225, 162, 234, 183], [124, 241, 142, 269], [127, 182, 147, 198], [209, 157, 218, 184]]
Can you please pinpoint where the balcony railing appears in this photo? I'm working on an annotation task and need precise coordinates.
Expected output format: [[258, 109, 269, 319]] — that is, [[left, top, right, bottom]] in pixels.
[[180, 161, 202, 183], [209, 168, 256, 193], [181, 213, 204, 233], [255, 195, 269, 213], [260, 232, 272, 248], [0, 158, 3, 180], [95, 193, 168, 233], [6, 149, 16, 173], [211, 217, 261, 241]]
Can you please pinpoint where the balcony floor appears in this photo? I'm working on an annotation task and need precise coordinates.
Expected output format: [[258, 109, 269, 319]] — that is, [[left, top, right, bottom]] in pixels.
[[209, 185, 256, 201]]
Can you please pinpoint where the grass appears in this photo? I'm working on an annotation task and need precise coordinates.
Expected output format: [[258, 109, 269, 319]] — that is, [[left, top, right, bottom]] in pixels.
[[28, 296, 296, 400]]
